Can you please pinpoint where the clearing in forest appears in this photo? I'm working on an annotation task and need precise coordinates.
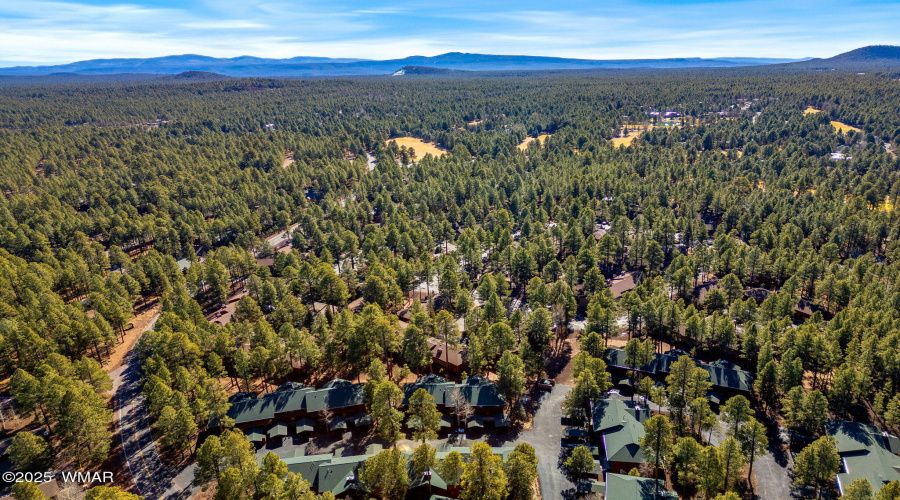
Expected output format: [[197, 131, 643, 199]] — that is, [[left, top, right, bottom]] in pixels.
[[876, 196, 895, 213], [467, 119, 483, 126], [831, 121, 861, 134], [610, 125, 655, 147], [803, 106, 822, 115], [282, 150, 295, 168], [517, 133, 553, 150], [387, 137, 447, 160]]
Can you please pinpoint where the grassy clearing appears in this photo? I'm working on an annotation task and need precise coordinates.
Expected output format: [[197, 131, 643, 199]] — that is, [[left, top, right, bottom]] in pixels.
[[831, 121, 861, 134], [876, 196, 895, 213], [803, 106, 822, 115], [609, 125, 656, 147], [466, 119, 483, 126], [517, 133, 552, 150], [387, 137, 447, 160]]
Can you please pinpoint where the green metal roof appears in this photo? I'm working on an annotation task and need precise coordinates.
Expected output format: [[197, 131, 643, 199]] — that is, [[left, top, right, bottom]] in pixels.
[[227, 397, 277, 426], [577, 480, 606, 493], [268, 423, 288, 438], [592, 399, 647, 433], [295, 418, 316, 434], [245, 428, 266, 442], [270, 387, 314, 413], [603, 416, 645, 464], [605, 473, 677, 499], [304, 383, 366, 413], [317, 455, 370, 495], [403, 375, 504, 408], [702, 363, 753, 392], [826, 419, 900, 495], [281, 454, 333, 486], [467, 414, 484, 428], [328, 418, 348, 432]]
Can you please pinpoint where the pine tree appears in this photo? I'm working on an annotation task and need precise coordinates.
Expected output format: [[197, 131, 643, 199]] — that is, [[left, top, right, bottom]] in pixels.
[[361, 448, 409, 500], [460, 443, 508, 500], [407, 388, 441, 443], [794, 436, 840, 500], [505, 443, 538, 500], [719, 437, 746, 492], [564, 445, 595, 480], [640, 415, 674, 497], [496, 352, 526, 408]]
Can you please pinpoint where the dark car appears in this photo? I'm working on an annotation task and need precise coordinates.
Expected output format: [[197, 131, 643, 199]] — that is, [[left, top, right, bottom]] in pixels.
[[537, 379, 555, 391]]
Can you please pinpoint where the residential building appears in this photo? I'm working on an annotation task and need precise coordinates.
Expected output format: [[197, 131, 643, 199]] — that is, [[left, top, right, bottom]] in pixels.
[[826, 419, 900, 495]]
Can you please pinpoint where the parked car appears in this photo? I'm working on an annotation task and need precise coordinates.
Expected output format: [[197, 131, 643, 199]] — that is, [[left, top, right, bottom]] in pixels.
[[537, 379, 555, 391]]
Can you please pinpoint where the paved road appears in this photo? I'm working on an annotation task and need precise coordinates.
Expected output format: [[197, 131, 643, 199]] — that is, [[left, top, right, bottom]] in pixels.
[[110, 314, 202, 499], [514, 385, 576, 499]]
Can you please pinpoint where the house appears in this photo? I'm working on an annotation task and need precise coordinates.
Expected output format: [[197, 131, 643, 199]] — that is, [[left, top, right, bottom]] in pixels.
[[427, 337, 469, 374], [702, 360, 753, 394], [825, 419, 900, 495], [605, 348, 753, 396], [212, 379, 365, 431], [276, 445, 514, 498], [610, 272, 639, 298], [605, 473, 678, 499], [591, 399, 650, 474], [402, 375, 505, 418]]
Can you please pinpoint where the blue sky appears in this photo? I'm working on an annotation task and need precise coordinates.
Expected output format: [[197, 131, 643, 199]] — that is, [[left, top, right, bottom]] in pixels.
[[1, 0, 899, 66]]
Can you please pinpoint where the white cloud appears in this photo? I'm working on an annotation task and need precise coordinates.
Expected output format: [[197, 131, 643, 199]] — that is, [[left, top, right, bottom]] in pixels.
[[0, 0, 898, 65]]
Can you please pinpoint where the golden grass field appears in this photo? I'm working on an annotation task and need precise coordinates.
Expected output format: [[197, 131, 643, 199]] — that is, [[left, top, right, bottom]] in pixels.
[[831, 121, 861, 134], [517, 133, 553, 150], [876, 196, 895, 213], [610, 125, 656, 147], [467, 119, 484, 126], [803, 106, 822, 115], [387, 137, 447, 160]]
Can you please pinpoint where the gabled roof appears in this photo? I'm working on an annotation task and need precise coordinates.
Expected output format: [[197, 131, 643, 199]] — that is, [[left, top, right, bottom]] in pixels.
[[281, 453, 333, 487], [304, 383, 366, 413], [402, 375, 504, 408], [459, 376, 505, 407], [605, 348, 655, 373], [604, 418, 645, 464], [592, 398, 650, 433], [269, 386, 315, 413], [227, 397, 277, 426], [606, 348, 752, 393], [317, 454, 371, 495], [826, 419, 900, 495], [605, 473, 677, 499], [702, 362, 753, 392]]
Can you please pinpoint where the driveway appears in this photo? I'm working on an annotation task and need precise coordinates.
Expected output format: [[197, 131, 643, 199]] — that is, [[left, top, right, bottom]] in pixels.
[[514, 384, 575, 499], [708, 416, 794, 500]]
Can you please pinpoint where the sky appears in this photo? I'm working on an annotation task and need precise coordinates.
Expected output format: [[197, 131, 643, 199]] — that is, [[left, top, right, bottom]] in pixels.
[[1, 0, 899, 67]]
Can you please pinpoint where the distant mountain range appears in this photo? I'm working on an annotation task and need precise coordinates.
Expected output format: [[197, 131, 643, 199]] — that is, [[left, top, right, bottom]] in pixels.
[[786, 45, 900, 71], [1, 46, 898, 78], [0, 52, 805, 77]]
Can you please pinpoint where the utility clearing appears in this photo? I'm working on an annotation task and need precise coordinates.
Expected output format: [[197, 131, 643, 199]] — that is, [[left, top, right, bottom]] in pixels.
[[387, 137, 447, 160]]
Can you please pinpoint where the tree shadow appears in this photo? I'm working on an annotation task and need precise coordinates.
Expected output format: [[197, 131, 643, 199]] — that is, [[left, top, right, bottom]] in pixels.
[[545, 341, 574, 379]]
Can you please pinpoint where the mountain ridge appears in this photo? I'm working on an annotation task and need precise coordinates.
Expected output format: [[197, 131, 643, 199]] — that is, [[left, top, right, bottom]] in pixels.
[[0, 52, 806, 77]]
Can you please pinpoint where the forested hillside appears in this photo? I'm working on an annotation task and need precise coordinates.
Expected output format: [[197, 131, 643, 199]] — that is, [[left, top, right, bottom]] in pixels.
[[1, 69, 900, 499]]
